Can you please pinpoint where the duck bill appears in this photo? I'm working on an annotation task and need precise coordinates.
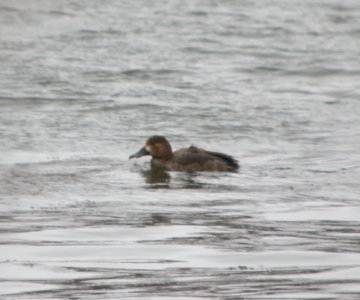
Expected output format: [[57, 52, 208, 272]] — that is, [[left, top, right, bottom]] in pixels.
[[129, 147, 150, 159]]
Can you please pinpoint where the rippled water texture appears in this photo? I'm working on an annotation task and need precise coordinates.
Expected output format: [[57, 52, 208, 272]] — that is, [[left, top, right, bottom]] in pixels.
[[1, 0, 360, 299]]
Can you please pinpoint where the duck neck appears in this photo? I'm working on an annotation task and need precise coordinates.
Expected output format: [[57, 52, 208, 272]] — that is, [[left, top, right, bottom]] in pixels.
[[156, 141, 173, 160]]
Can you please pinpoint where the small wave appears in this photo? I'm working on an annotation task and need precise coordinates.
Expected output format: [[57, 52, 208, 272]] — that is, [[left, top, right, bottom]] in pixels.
[[121, 68, 191, 79]]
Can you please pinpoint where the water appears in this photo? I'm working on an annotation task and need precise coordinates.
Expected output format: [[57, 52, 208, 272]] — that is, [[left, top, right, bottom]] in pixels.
[[1, 0, 360, 299]]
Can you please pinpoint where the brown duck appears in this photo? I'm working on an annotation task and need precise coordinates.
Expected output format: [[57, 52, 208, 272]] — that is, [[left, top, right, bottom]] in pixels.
[[129, 136, 239, 172]]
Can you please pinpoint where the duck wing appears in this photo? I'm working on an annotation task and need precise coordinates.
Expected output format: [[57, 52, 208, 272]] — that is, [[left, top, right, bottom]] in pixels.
[[174, 146, 239, 170], [204, 150, 239, 169]]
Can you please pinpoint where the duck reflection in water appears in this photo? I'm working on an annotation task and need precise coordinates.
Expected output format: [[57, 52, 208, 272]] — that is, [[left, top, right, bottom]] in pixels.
[[140, 167, 206, 189], [141, 167, 171, 186]]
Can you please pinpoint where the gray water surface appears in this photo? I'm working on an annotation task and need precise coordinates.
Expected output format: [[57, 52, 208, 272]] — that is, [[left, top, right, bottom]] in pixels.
[[1, 0, 360, 299]]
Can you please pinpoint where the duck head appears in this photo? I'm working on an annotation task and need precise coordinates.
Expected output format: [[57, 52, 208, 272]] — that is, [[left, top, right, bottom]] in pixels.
[[129, 136, 173, 160]]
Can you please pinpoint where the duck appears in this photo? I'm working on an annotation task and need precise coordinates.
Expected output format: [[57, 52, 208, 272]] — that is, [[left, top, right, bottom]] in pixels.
[[129, 135, 239, 172]]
